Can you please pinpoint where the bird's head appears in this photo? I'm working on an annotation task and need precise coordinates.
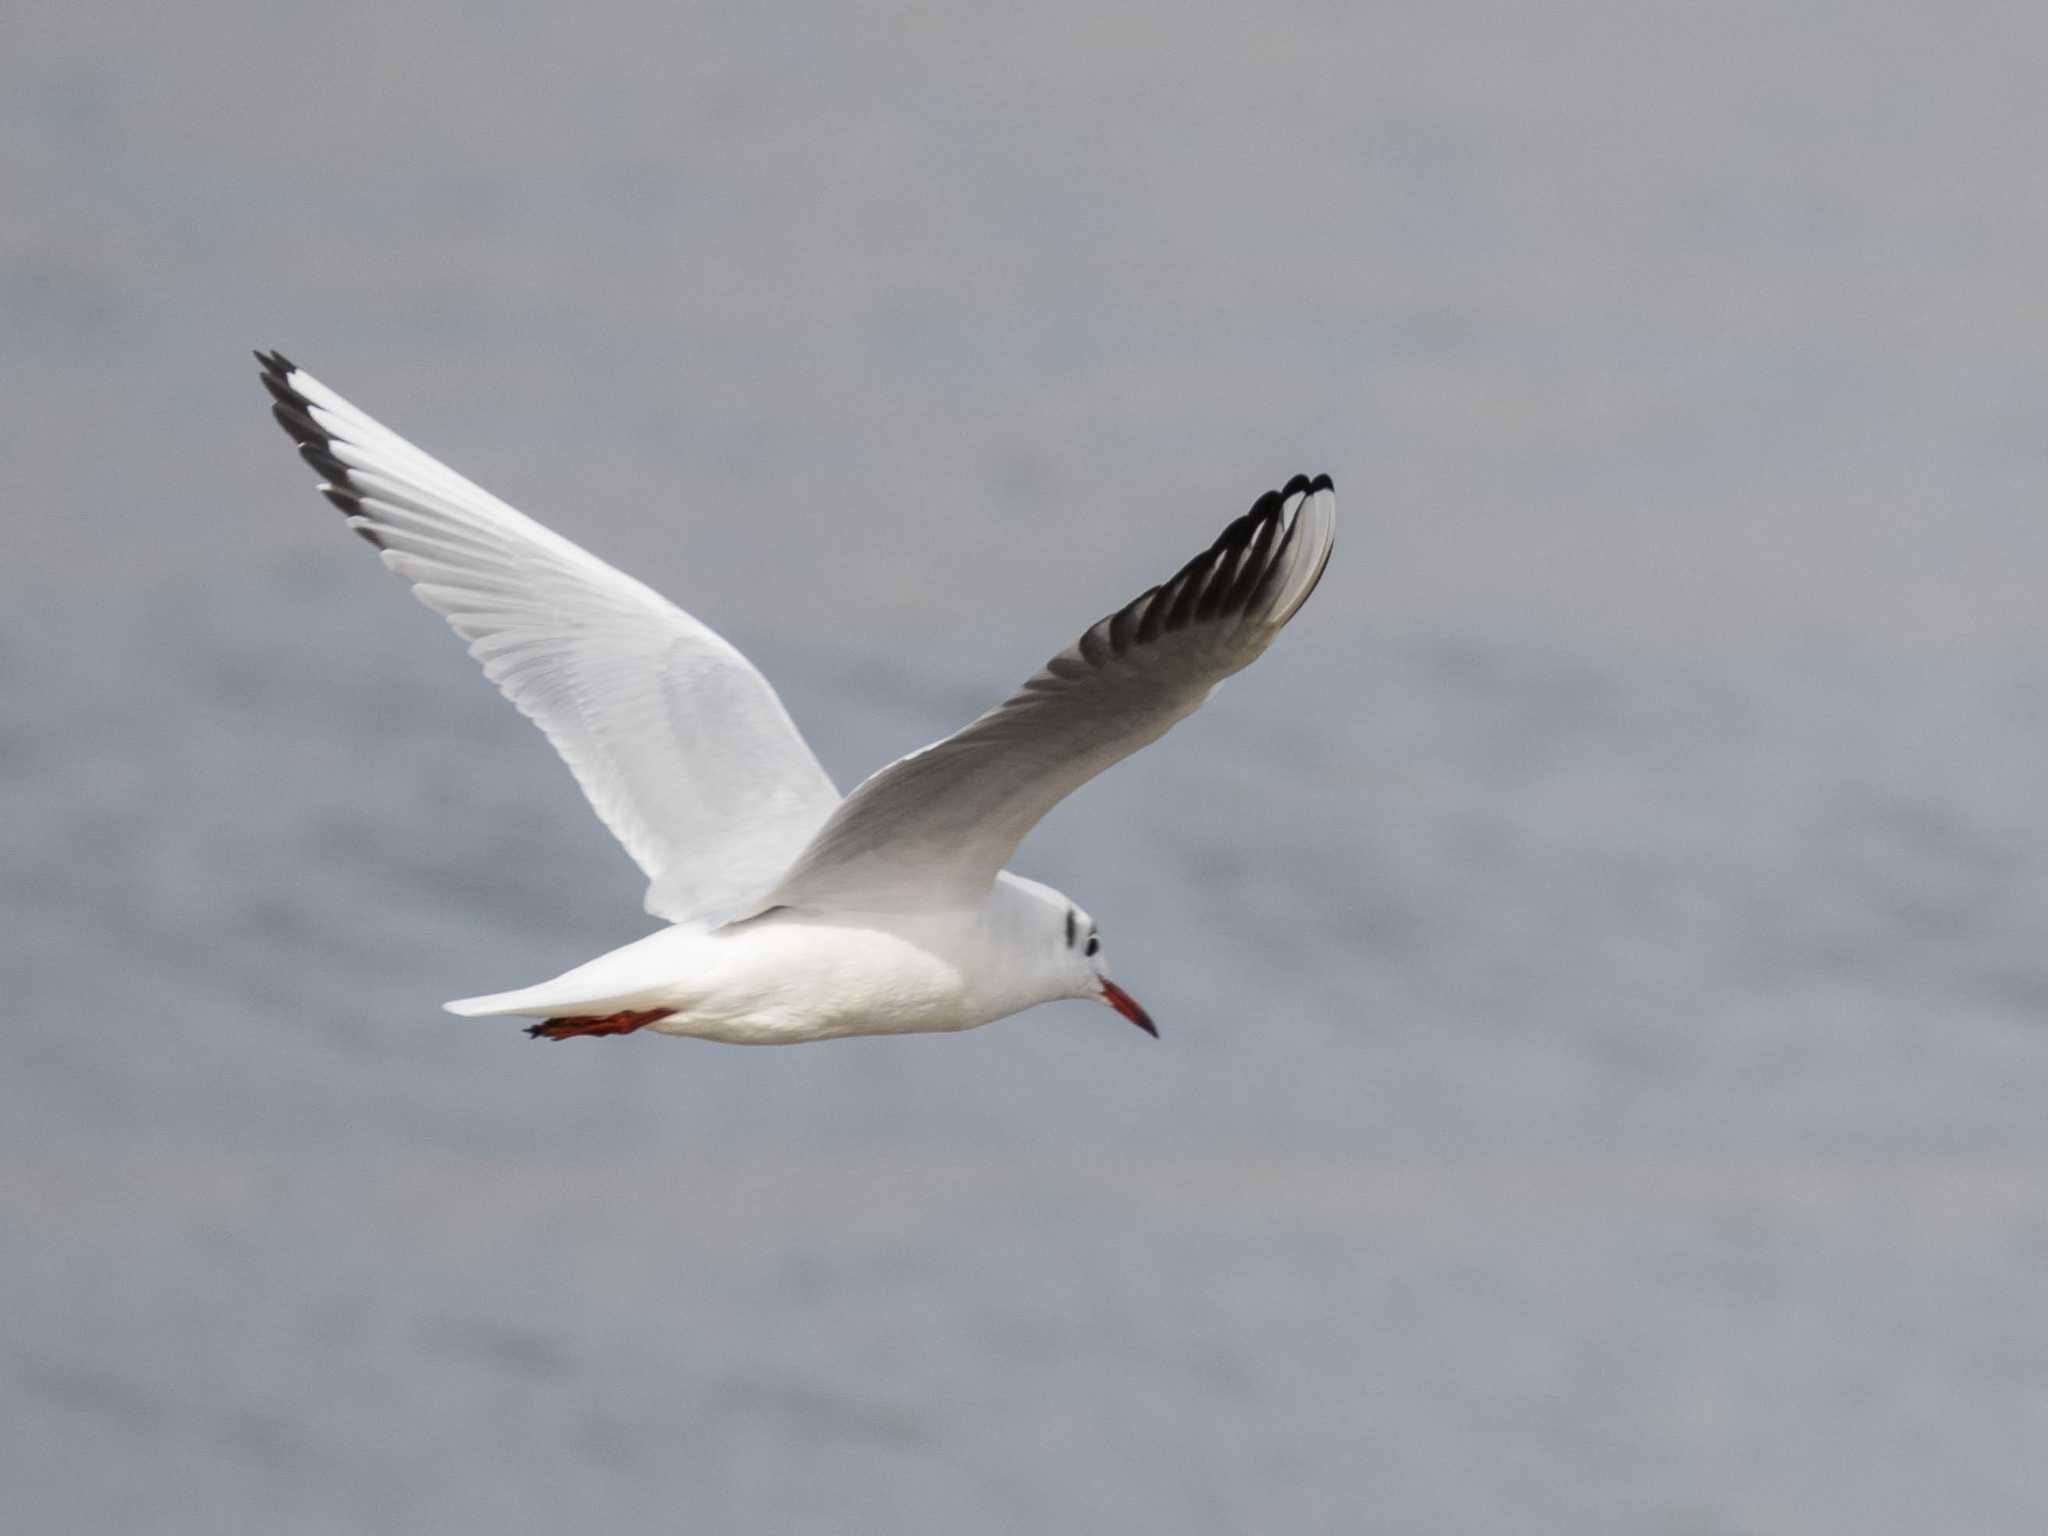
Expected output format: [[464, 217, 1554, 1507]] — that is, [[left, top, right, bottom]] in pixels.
[[1032, 888, 1157, 1039], [992, 874, 1157, 1038]]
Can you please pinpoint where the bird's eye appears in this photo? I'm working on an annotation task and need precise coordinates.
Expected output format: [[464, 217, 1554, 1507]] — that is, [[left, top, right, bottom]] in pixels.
[[1086, 933, 1100, 957]]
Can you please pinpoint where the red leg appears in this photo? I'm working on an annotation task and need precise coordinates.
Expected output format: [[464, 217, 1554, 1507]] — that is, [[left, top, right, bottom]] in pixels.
[[526, 1007, 671, 1041]]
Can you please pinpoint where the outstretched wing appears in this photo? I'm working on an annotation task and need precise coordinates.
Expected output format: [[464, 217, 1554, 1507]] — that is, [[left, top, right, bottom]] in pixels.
[[763, 475, 1335, 913], [256, 351, 841, 928]]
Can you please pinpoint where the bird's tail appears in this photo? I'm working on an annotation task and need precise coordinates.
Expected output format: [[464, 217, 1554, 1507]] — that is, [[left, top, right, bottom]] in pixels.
[[444, 983, 565, 1018], [444, 971, 657, 1019], [444, 927, 693, 1020]]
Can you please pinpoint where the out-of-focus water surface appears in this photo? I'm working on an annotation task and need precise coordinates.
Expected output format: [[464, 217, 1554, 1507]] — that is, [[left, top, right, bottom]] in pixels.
[[8, 3, 2048, 1531]]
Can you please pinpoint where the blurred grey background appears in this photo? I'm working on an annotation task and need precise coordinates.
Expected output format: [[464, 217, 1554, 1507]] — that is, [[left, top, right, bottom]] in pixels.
[[6, 2, 2048, 1531]]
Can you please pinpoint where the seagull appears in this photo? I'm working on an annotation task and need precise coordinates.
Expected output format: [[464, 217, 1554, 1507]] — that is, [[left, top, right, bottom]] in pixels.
[[256, 351, 1334, 1045]]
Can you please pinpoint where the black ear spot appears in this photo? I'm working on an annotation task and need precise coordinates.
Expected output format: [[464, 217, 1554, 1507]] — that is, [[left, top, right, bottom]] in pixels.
[[1065, 908, 1077, 948], [1085, 933, 1100, 958]]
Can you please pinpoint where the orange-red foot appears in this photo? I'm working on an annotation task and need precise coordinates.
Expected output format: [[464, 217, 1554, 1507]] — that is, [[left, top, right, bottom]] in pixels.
[[526, 1008, 671, 1041]]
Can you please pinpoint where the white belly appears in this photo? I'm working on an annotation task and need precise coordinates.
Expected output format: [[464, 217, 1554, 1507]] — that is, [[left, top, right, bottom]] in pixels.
[[657, 916, 987, 1043]]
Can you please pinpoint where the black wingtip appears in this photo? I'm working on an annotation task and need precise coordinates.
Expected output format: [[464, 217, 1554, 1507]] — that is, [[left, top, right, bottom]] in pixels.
[[319, 484, 363, 517], [1222, 491, 1280, 552], [259, 351, 373, 545], [259, 369, 302, 412], [298, 440, 351, 482], [1277, 472, 1334, 502], [271, 399, 326, 446]]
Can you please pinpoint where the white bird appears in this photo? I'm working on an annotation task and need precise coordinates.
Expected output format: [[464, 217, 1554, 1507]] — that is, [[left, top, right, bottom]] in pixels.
[[257, 351, 1333, 1045]]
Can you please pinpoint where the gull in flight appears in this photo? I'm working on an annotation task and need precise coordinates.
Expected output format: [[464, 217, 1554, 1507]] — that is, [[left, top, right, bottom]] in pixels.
[[256, 352, 1333, 1045]]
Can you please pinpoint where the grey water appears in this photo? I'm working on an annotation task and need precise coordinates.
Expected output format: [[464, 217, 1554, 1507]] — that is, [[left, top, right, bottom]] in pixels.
[[9, 3, 2048, 1531]]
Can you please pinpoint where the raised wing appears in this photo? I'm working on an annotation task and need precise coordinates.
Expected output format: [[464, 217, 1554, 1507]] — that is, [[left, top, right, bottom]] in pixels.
[[256, 351, 841, 927], [764, 474, 1335, 913]]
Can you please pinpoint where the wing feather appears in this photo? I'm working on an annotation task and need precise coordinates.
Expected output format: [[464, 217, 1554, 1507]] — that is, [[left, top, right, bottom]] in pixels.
[[763, 475, 1335, 913], [255, 351, 840, 927]]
